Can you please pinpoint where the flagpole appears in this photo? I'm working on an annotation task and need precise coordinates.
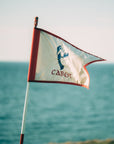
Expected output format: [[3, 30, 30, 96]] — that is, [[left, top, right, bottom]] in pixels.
[[20, 82, 29, 144], [19, 17, 38, 144]]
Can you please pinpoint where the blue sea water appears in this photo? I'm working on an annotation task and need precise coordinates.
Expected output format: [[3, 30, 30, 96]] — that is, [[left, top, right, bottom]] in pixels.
[[0, 62, 114, 144]]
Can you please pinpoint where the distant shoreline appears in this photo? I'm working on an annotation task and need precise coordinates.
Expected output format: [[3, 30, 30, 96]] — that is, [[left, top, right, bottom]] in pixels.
[[49, 139, 114, 144]]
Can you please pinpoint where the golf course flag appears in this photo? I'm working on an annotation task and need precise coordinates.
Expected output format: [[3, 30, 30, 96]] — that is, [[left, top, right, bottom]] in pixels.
[[28, 21, 105, 89], [20, 17, 105, 144]]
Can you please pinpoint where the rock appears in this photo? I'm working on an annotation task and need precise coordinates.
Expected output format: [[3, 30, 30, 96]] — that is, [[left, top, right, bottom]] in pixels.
[[49, 139, 114, 144]]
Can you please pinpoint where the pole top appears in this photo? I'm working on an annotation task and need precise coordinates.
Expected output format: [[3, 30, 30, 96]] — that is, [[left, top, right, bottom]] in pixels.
[[34, 17, 38, 28]]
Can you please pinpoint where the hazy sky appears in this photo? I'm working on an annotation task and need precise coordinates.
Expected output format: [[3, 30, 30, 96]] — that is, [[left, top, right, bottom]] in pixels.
[[0, 0, 114, 62]]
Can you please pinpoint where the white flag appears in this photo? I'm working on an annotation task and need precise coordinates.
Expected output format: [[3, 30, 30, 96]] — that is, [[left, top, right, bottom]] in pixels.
[[28, 28, 105, 89]]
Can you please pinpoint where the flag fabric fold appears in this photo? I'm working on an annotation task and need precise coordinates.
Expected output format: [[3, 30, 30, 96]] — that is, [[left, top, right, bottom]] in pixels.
[[28, 28, 105, 89]]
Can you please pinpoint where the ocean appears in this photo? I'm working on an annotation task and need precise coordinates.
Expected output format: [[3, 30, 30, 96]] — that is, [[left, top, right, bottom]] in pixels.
[[0, 62, 114, 144]]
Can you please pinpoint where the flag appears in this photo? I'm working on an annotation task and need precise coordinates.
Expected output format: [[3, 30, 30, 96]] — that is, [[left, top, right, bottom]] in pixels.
[[28, 28, 105, 89]]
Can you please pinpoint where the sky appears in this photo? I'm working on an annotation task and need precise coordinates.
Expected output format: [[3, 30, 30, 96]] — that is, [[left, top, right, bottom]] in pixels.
[[0, 0, 114, 62]]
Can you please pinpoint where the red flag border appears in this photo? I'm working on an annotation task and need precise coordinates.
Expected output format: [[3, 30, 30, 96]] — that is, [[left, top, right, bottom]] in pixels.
[[27, 28, 40, 82]]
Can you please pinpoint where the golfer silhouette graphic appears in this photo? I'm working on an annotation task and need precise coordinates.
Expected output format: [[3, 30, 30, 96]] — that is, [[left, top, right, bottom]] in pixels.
[[57, 45, 69, 70]]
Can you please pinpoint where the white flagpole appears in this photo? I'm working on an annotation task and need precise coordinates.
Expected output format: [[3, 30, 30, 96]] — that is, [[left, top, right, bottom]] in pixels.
[[20, 82, 29, 144], [20, 17, 38, 144]]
